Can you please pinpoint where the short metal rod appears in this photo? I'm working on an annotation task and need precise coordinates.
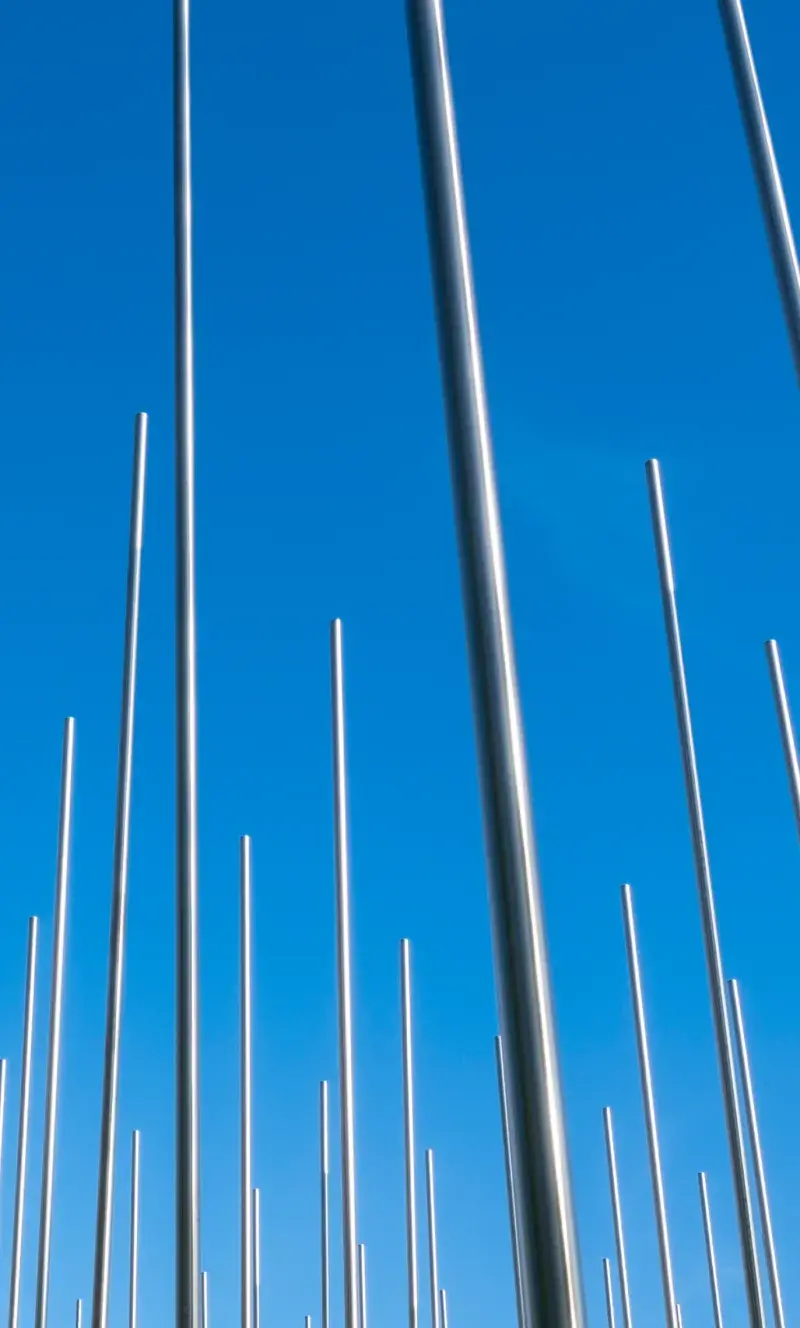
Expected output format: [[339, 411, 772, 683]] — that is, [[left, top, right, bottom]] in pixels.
[[602, 1110, 633, 1328], [765, 641, 800, 841], [130, 1132, 141, 1328], [602, 1261, 616, 1328], [439, 1289, 449, 1328], [253, 1189, 260, 1328], [201, 1274, 208, 1328], [698, 1173, 724, 1328], [7, 917, 38, 1328], [495, 1036, 525, 1328], [320, 1085, 330, 1328], [400, 941, 420, 1328], [76, 1302, 83, 1328], [425, 1150, 440, 1328], [241, 837, 253, 1328], [0, 1059, 8, 1236], [357, 1244, 368, 1328]]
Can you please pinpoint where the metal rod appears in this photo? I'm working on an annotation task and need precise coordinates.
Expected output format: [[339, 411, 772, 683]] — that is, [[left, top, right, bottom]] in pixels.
[[34, 717, 77, 1328], [76, 1302, 82, 1328], [675, 1307, 683, 1328], [602, 1261, 616, 1328], [439, 1290, 449, 1328], [0, 1059, 7, 1246], [728, 980, 785, 1328], [698, 1173, 724, 1328], [357, 1244, 368, 1328], [306, 1320, 312, 1328], [7, 917, 38, 1328], [241, 837, 253, 1328], [330, 620, 359, 1328], [765, 641, 800, 840], [646, 459, 765, 1328], [129, 1132, 141, 1328], [92, 411, 148, 1328], [400, 941, 420, 1328], [320, 1084, 330, 1328], [602, 1110, 633, 1328], [253, 1189, 260, 1328], [425, 1150, 441, 1328], [716, 0, 800, 384], [174, 0, 201, 1313], [621, 885, 677, 1328], [404, 7, 583, 1326], [495, 1036, 525, 1328], [201, 1274, 208, 1328]]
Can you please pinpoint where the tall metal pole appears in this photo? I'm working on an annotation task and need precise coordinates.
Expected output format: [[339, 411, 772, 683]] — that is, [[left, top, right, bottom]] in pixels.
[[253, 1189, 260, 1328], [715, 0, 800, 385], [404, 6, 584, 1326], [92, 411, 148, 1328], [602, 1261, 616, 1328], [241, 837, 253, 1328], [400, 941, 420, 1328], [7, 917, 38, 1328], [330, 620, 359, 1328], [495, 1037, 525, 1328], [765, 641, 800, 840], [357, 1244, 368, 1328], [602, 1109, 633, 1328], [439, 1290, 449, 1328], [34, 717, 76, 1328], [621, 885, 677, 1328], [320, 1084, 330, 1328], [130, 1132, 141, 1328], [174, 0, 201, 1313], [646, 460, 764, 1328], [728, 980, 785, 1328], [698, 1173, 724, 1328], [425, 1150, 441, 1328]]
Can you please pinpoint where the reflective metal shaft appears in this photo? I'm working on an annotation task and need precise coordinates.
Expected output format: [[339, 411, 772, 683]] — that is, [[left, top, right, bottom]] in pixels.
[[439, 1290, 449, 1328], [357, 1244, 368, 1328], [241, 838, 253, 1328], [495, 1037, 525, 1328], [765, 641, 800, 841], [201, 1274, 208, 1328], [425, 1150, 440, 1328], [0, 1059, 7, 1233], [130, 1132, 140, 1328], [320, 1084, 330, 1328], [698, 1173, 724, 1328], [602, 1261, 616, 1328], [400, 942, 419, 1328], [7, 917, 38, 1328], [253, 1189, 261, 1328], [602, 1110, 632, 1328], [76, 1303, 82, 1328]]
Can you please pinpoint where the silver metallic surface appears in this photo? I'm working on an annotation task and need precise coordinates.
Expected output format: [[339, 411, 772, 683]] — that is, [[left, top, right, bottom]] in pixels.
[[7, 918, 38, 1328], [425, 1150, 440, 1328], [253, 1189, 261, 1328], [357, 1244, 368, 1328], [602, 1110, 632, 1328], [241, 838, 253, 1328], [320, 1084, 330, 1328], [0, 1060, 7, 1233], [698, 1173, 724, 1328], [76, 1303, 82, 1328], [130, 1132, 141, 1328], [495, 1036, 525, 1328], [439, 1290, 449, 1328], [400, 942, 420, 1328], [602, 1261, 616, 1328], [765, 641, 800, 840], [201, 1274, 208, 1328], [404, 6, 584, 1325]]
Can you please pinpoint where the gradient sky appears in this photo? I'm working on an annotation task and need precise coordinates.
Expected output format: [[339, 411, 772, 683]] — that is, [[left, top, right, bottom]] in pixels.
[[0, 0, 799, 1326]]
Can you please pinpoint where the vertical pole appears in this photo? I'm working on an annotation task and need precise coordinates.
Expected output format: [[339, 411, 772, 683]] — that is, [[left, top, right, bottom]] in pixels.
[[400, 941, 420, 1328], [7, 917, 38, 1328], [602, 1261, 616, 1328], [765, 641, 800, 840], [130, 1132, 141, 1328], [404, 5, 584, 1326], [320, 1085, 330, 1328], [76, 1303, 83, 1328], [698, 1174, 724, 1328], [357, 1244, 368, 1328], [495, 1036, 525, 1328], [602, 1110, 633, 1328], [92, 411, 149, 1328], [34, 717, 77, 1328], [439, 1290, 449, 1328], [0, 1059, 7, 1246], [621, 885, 677, 1328], [253, 1189, 261, 1328], [241, 838, 253, 1328], [425, 1150, 440, 1328], [646, 459, 764, 1328], [201, 1274, 208, 1328], [330, 620, 359, 1328]]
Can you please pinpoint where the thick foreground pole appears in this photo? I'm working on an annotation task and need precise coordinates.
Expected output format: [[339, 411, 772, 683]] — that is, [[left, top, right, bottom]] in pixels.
[[698, 1173, 724, 1328], [602, 1110, 633, 1328], [404, 5, 584, 1326], [400, 942, 420, 1328], [320, 1084, 330, 1328], [425, 1150, 441, 1328], [34, 717, 77, 1328], [241, 838, 253, 1328], [92, 412, 149, 1328], [765, 641, 800, 840], [130, 1132, 141, 1328], [495, 1036, 525, 1328], [646, 459, 764, 1328], [602, 1261, 616, 1328], [8, 918, 39, 1328]]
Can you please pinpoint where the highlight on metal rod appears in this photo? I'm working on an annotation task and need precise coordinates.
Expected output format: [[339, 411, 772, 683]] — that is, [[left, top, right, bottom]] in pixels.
[[495, 1036, 525, 1328], [320, 1084, 330, 1328], [305, 1320, 312, 1328], [330, 620, 359, 1328], [241, 837, 253, 1328], [400, 941, 420, 1328], [404, 5, 584, 1326], [764, 641, 800, 841], [698, 1173, 724, 1328], [439, 1289, 449, 1328], [621, 885, 677, 1328], [253, 1189, 261, 1328], [645, 459, 765, 1328], [92, 411, 148, 1328], [602, 1260, 616, 1328], [76, 1302, 82, 1328], [602, 1109, 633, 1328], [34, 717, 77, 1328], [129, 1132, 141, 1328], [728, 980, 785, 1328], [425, 1150, 441, 1328], [201, 1273, 208, 1328], [174, 0, 202, 1316], [8, 917, 38, 1328], [357, 1244, 368, 1328], [715, 0, 800, 384]]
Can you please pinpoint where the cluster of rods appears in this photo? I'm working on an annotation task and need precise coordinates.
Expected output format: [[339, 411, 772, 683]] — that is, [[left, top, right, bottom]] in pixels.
[[2, 0, 800, 1325]]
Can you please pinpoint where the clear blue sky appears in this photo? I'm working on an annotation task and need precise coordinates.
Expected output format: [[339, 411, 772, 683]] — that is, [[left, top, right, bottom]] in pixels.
[[0, 0, 799, 1326]]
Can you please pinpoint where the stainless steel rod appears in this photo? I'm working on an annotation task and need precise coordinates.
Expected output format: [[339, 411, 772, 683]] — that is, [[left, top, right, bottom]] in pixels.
[[253, 1188, 260, 1328], [765, 641, 800, 841], [675, 1306, 683, 1328], [34, 717, 77, 1328], [76, 1302, 82, 1328], [357, 1244, 368, 1328], [330, 620, 359, 1328], [621, 885, 677, 1328], [602, 1261, 616, 1328], [646, 459, 764, 1328], [0, 1058, 7, 1241], [320, 1084, 330, 1328], [92, 411, 148, 1328], [7, 917, 38, 1328], [495, 1036, 525, 1328], [698, 1173, 724, 1328], [241, 837, 253, 1328], [602, 1109, 633, 1328], [201, 1274, 208, 1328], [439, 1289, 449, 1328], [404, 6, 583, 1325], [130, 1132, 141, 1328], [400, 941, 420, 1328], [425, 1150, 440, 1328]]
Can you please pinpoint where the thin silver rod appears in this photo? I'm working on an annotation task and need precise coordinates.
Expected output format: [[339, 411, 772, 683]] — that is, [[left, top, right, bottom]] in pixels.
[[174, 0, 201, 1315], [241, 838, 253, 1328], [765, 641, 800, 840], [728, 981, 785, 1328], [357, 1244, 368, 1328], [34, 717, 77, 1328], [129, 1132, 141, 1328], [92, 411, 149, 1328], [253, 1189, 260, 1328], [76, 1303, 82, 1328], [716, 0, 800, 384], [698, 1174, 724, 1328], [306, 1320, 312, 1328], [7, 917, 38, 1328], [646, 459, 765, 1328], [320, 1084, 330, 1328], [495, 1037, 525, 1328], [439, 1289, 449, 1328], [400, 942, 419, 1328], [602, 1261, 616, 1328], [602, 1110, 633, 1328], [675, 1307, 683, 1328], [425, 1150, 440, 1328], [330, 620, 359, 1328], [0, 1059, 7, 1251], [621, 885, 677, 1328], [404, 7, 583, 1326], [201, 1274, 208, 1328]]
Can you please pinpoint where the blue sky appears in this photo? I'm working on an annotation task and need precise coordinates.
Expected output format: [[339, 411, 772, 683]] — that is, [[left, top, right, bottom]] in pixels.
[[0, 0, 799, 1326]]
